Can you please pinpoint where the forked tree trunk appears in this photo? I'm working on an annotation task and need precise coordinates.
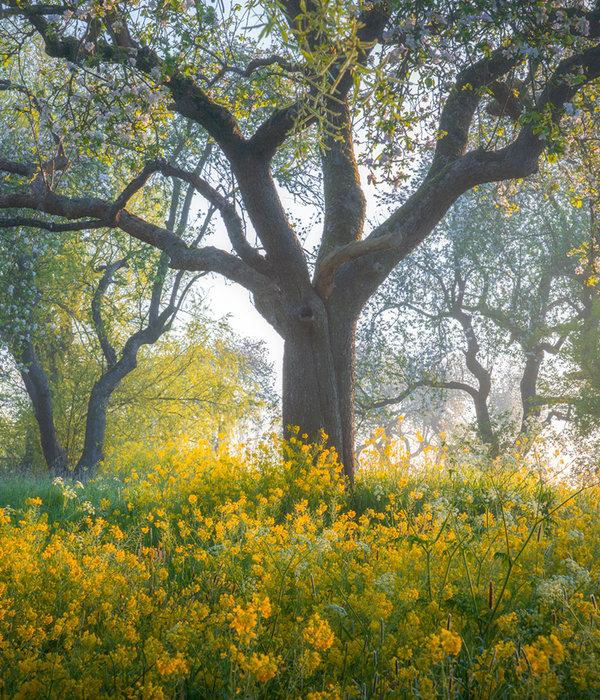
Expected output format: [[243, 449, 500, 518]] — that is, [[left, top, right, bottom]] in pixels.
[[72, 353, 138, 479]]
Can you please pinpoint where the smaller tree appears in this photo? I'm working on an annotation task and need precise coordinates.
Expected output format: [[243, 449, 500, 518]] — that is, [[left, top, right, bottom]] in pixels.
[[555, 89, 600, 441], [357, 176, 587, 455], [0, 133, 223, 475], [107, 313, 277, 455]]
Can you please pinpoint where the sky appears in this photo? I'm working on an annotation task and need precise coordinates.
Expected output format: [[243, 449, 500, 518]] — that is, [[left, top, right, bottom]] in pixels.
[[205, 275, 285, 390]]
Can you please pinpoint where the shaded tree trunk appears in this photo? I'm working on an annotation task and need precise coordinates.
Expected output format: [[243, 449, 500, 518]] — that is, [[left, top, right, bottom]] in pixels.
[[280, 296, 357, 484], [519, 348, 544, 433], [72, 311, 173, 478], [18, 340, 68, 474], [72, 356, 137, 478], [472, 390, 500, 459], [329, 312, 357, 480], [452, 304, 500, 458]]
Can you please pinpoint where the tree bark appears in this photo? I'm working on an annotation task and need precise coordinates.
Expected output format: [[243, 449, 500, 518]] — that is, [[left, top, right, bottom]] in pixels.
[[329, 312, 357, 480], [280, 296, 357, 484], [452, 305, 500, 458], [72, 353, 138, 479], [472, 391, 500, 459], [18, 340, 69, 474], [519, 349, 544, 434]]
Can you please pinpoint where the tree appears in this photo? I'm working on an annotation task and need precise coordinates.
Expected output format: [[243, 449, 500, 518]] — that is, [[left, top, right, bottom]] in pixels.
[[0, 232, 277, 473], [356, 177, 587, 456], [1, 1, 600, 482], [0, 214, 207, 475], [552, 88, 600, 436], [106, 314, 277, 454], [0, 95, 223, 474]]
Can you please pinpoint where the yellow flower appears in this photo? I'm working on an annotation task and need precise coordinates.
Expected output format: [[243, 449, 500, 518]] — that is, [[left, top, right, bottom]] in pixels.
[[156, 654, 189, 677], [518, 634, 565, 676], [429, 629, 462, 661], [307, 687, 342, 700], [439, 628, 462, 656], [303, 614, 335, 651], [229, 605, 257, 641], [110, 525, 124, 540], [256, 595, 272, 619], [243, 652, 279, 682], [188, 494, 198, 505]]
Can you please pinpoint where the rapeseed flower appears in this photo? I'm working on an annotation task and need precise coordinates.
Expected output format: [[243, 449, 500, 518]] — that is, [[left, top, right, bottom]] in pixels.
[[303, 614, 335, 651], [0, 434, 598, 697], [229, 605, 258, 642]]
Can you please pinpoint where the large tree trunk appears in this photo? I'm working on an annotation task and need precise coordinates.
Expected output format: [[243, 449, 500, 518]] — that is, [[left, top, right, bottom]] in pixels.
[[281, 298, 357, 485], [329, 313, 357, 480], [18, 341, 69, 474]]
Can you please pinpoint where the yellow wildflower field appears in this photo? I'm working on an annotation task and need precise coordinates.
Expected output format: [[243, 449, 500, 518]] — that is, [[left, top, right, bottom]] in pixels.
[[0, 435, 599, 698]]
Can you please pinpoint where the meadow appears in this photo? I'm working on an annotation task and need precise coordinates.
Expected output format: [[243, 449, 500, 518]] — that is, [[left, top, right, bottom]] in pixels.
[[0, 434, 599, 699]]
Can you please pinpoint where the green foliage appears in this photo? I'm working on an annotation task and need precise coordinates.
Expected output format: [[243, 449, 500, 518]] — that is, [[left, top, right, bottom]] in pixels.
[[106, 311, 277, 454], [0, 305, 275, 469]]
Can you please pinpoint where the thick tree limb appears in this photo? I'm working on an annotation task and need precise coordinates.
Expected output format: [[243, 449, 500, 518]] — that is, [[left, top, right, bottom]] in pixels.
[[104, 9, 138, 50], [0, 188, 277, 299], [328, 41, 600, 311], [486, 79, 527, 121], [430, 48, 523, 174], [0, 159, 35, 177], [315, 100, 366, 274], [106, 159, 268, 274], [0, 216, 104, 232], [314, 235, 395, 298]]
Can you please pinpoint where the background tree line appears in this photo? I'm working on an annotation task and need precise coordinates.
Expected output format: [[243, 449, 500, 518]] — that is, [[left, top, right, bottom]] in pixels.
[[356, 101, 600, 460]]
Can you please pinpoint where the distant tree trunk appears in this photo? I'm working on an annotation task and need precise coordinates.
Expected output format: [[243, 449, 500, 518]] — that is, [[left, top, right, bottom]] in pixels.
[[520, 348, 544, 433], [72, 342, 144, 479], [452, 305, 500, 458], [18, 340, 68, 474], [472, 390, 500, 459]]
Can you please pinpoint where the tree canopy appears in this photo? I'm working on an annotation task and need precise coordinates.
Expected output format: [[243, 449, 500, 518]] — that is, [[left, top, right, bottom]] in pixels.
[[1, 0, 600, 480]]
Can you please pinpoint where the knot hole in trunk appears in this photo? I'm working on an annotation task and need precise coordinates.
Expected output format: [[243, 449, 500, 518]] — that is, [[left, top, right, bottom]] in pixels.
[[298, 304, 315, 324]]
